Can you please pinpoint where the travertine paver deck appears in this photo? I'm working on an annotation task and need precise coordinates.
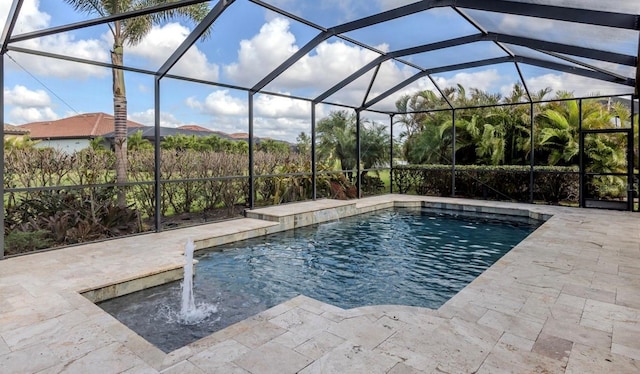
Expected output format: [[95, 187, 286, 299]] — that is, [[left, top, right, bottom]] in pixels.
[[0, 195, 639, 373]]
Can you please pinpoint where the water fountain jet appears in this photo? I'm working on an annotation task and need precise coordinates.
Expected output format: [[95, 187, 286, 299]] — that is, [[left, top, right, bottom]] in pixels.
[[179, 238, 217, 325]]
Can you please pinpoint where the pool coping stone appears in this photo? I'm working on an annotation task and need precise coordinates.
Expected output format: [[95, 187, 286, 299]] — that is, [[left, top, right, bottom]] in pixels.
[[0, 194, 638, 373]]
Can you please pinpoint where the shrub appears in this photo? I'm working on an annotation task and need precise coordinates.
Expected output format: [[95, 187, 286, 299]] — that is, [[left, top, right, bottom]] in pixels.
[[393, 164, 579, 204], [4, 230, 53, 256]]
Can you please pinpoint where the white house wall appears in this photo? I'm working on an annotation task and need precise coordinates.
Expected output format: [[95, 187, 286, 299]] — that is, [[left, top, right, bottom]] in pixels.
[[35, 139, 91, 154]]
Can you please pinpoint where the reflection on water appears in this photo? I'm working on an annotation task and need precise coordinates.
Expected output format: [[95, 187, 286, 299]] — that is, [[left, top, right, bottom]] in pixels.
[[98, 208, 538, 352]]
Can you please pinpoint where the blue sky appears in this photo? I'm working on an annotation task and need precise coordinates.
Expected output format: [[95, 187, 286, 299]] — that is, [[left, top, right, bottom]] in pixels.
[[1, 0, 635, 141]]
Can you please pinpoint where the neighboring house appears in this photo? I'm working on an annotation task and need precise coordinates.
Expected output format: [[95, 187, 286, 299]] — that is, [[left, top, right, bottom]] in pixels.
[[102, 126, 219, 144], [3, 124, 30, 142], [177, 125, 234, 140], [229, 133, 249, 140], [19, 113, 145, 153]]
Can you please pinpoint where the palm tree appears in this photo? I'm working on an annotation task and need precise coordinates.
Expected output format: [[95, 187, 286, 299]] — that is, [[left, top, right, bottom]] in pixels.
[[63, 0, 209, 205], [316, 111, 357, 174], [395, 90, 453, 164], [537, 92, 612, 166], [316, 110, 390, 180], [394, 90, 447, 140], [404, 115, 453, 164], [360, 119, 390, 170]]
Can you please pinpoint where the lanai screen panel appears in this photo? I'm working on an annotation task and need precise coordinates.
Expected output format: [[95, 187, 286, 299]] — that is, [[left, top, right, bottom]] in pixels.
[[430, 63, 523, 105], [264, 36, 383, 98], [340, 7, 478, 51], [406, 41, 508, 70], [9, 0, 200, 33], [367, 68, 446, 113], [320, 69, 378, 108], [518, 65, 634, 97], [504, 44, 594, 68], [165, 1, 320, 86], [256, 0, 422, 28], [502, 0, 639, 13], [7, 1, 220, 75], [462, 9, 638, 56], [553, 54, 637, 81]]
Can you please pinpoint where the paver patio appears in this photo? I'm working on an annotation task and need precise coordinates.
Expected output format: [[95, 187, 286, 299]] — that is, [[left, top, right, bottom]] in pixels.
[[0, 195, 639, 373]]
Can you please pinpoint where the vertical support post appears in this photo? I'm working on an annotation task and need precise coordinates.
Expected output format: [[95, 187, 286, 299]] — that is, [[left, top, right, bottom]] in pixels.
[[389, 114, 394, 194], [311, 103, 317, 200], [627, 94, 635, 211], [627, 125, 634, 211], [529, 102, 535, 203], [248, 92, 255, 209], [1, 1, 24, 54], [356, 109, 361, 199], [632, 94, 637, 212], [0, 56, 5, 259], [451, 109, 456, 197], [578, 99, 584, 207], [1, 0, 24, 258], [154, 76, 162, 232]]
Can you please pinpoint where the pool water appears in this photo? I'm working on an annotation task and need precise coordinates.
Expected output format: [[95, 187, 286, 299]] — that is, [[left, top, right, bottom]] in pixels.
[[98, 208, 539, 352]]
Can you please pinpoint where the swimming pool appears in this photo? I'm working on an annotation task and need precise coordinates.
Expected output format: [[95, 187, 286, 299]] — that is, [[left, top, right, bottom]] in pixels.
[[99, 208, 539, 352]]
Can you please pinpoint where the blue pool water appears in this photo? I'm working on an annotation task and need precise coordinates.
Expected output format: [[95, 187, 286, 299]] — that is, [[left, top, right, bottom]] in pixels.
[[99, 208, 539, 352]]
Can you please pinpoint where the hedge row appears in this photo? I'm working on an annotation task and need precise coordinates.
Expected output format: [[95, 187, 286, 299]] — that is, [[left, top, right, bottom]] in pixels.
[[4, 147, 381, 255], [392, 164, 579, 203]]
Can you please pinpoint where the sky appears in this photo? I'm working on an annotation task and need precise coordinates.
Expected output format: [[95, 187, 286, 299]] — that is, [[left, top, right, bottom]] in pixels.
[[1, 0, 636, 142]]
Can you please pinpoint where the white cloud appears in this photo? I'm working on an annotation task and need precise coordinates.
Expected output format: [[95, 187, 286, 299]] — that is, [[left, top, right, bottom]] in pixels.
[[224, 18, 299, 87], [188, 90, 247, 116], [434, 69, 505, 94], [4, 85, 58, 123], [129, 109, 199, 128], [276, 39, 386, 91], [498, 14, 554, 35], [185, 89, 318, 141], [368, 69, 633, 112], [1, 0, 109, 79], [0, 0, 50, 34], [365, 76, 440, 112], [224, 17, 388, 94], [527, 73, 631, 97], [9, 34, 110, 79], [254, 117, 310, 139], [4, 85, 51, 107], [9, 106, 58, 124], [126, 23, 219, 81], [362, 69, 510, 111], [187, 89, 314, 120], [255, 94, 310, 118], [223, 18, 418, 110], [3, 2, 218, 81], [328, 59, 416, 108]]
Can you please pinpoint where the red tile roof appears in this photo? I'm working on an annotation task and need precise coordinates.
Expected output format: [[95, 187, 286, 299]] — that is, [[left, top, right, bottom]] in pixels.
[[4, 124, 30, 135], [177, 125, 213, 132], [229, 132, 249, 139], [19, 112, 144, 139]]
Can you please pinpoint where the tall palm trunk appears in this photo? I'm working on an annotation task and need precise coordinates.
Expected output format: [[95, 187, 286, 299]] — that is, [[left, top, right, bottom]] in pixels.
[[112, 29, 128, 207]]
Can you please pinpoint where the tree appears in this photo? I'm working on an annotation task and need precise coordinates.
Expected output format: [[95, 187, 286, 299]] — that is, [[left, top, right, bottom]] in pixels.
[[256, 139, 291, 155], [64, 0, 209, 205], [396, 84, 555, 166], [317, 111, 357, 174], [296, 132, 311, 156], [161, 133, 199, 151], [403, 113, 453, 164], [537, 93, 613, 166], [127, 130, 153, 151], [395, 90, 453, 164], [316, 110, 390, 180]]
